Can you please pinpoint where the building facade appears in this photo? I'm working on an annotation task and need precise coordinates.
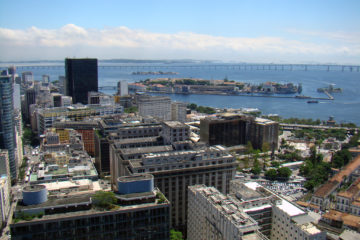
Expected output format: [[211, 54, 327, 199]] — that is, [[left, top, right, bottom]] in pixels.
[[0, 76, 16, 180], [117, 80, 128, 96], [188, 185, 263, 240], [111, 142, 237, 233], [65, 58, 98, 104], [171, 102, 187, 122], [10, 176, 170, 240], [200, 114, 279, 150], [138, 95, 171, 121], [0, 176, 10, 227]]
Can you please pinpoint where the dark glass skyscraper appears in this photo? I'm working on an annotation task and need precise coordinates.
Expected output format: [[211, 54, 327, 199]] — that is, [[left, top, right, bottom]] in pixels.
[[65, 58, 98, 104], [0, 76, 16, 180]]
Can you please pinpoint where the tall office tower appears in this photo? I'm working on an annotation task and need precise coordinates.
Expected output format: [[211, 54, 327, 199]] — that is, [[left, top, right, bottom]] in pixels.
[[24, 88, 36, 123], [171, 102, 187, 122], [51, 93, 62, 107], [117, 80, 128, 96], [58, 76, 65, 94], [138, 95, 171, 120], [7, 66, 16, 75], [0, 76, 16, 180], [200, 114, 279, 150], [65, 58, 98, 104], [21, 71, 33, 84], [13, 83, 21, 110], [188, 185, 262, 240], [249, 118, 279, 150]]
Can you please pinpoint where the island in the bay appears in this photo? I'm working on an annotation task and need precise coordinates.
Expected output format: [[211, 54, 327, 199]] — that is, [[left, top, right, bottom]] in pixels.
[[130, 78, 302, 95], [132, 71, 179, 75]]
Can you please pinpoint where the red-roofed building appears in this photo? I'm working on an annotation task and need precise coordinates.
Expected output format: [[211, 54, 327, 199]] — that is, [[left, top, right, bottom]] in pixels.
[[311, 155, 360, 210]]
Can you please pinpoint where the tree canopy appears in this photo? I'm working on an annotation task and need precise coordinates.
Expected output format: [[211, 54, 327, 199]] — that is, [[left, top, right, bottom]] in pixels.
[[92, 191, 117, 209], [170, 229, 183, 240]]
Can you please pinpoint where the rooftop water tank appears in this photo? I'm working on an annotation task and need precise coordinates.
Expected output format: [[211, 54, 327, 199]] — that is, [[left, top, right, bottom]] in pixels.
[[22, 185, 48, 205], [117, 174, 154, 195]]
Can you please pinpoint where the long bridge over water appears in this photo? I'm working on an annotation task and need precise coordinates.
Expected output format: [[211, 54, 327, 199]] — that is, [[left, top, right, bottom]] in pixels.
[[15, 64, 360, 72]]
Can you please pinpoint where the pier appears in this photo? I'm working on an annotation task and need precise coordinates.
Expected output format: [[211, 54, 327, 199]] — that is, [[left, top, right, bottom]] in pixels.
[[323, 90, 334, 100]]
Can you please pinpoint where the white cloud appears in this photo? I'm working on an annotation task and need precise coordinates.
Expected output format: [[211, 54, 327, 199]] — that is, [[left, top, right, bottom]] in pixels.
[[0, 24, 359, 63], [286, 28, 360, 44]]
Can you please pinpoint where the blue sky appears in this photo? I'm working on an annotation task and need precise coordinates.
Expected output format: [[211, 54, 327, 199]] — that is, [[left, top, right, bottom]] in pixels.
[[0, 0, 359, 63]]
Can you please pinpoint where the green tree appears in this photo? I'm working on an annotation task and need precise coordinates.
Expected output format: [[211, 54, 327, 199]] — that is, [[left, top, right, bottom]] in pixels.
[[246, 141, 254, 154], [265, 169, 277, 180], [22, 126, 39, 147], [251, 157, 261, 175], [170, 229, 183, 240], [277, 167, 292, 179], [124, 106, 138, 113], [92, 191, 117, 209], [331, 149, 352, 168], [262, 142, 271, 152], [187, 103, 197, 110]]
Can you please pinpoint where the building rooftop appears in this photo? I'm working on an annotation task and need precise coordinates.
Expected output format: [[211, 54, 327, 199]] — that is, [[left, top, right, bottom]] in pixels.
[[120, 145, 173, 155], [117, 174, 153, 183], [332, 155, 360, 183], [277, 199, 305, 217], [292, 214, 314, 225], [254, 117, 277, 125], [313, 180, 340, 198], [299, 222, 322, 235], [13, 188, 168, 224], [192, 185, 258, 232], [338, 177, 360, 199], [322, 209, 360, 229], [112, 136, 158, 145], [339, 229, 360, 240], [162, 121, 187, 128]]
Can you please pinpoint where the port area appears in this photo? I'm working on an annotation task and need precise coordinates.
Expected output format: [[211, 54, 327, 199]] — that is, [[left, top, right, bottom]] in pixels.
[[146, 90, 334, 100]]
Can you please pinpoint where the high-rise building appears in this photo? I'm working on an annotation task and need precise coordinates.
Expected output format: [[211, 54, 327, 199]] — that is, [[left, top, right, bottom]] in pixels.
[[0, 150, 10, 179], [58, 76, 66, 94], [0, 76, 17, 180], [42, 74, 50, 83], [21, 72, 33, 84], [171, 102, 187, 122], [117, 80, 128, 96], [200, 114, 279, 150], [65, 58, 98, 104], [110, 138, 237, 233], [0, 175, 10, 228], [13, 83, 21, 110], [138, 95, 171, 120], [24, 88, 36, 123]]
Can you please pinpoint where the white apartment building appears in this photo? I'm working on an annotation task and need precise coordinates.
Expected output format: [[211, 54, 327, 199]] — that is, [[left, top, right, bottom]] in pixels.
[[230, 181, 326, 240], [171, 102, 187, 122], [36, 104, 123, 134], [0, 176, 10, 227], [117, 80, 128, 96], [138, 95, 171, 121], [188, 185, 263, 240]]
